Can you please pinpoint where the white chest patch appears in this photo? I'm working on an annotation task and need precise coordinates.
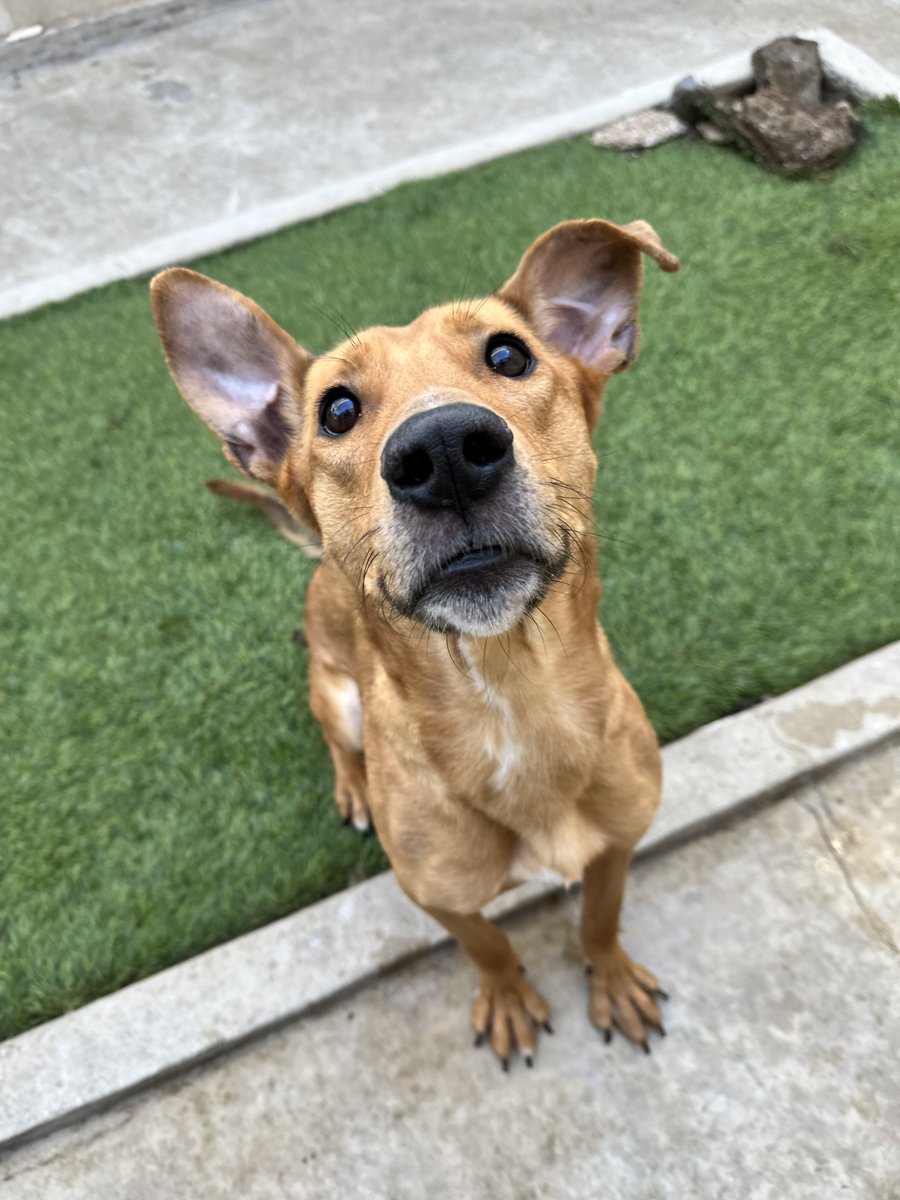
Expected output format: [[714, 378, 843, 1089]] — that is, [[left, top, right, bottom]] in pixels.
[[459, 641, 522, 792], [336, 677, 364, 752]]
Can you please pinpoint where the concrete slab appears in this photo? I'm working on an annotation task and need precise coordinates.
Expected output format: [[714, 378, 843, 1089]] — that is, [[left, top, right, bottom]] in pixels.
[[1, 639, 897, 1155], [2, 739, 897, 1199], [2, 3, 900, 318], [0, 0, 243, 76], [6, 0, 141, 24]]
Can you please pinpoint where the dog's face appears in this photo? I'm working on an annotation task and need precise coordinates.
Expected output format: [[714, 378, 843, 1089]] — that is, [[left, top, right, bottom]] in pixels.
[[295, 297, 592, 635], [151, 220, 678, 636]]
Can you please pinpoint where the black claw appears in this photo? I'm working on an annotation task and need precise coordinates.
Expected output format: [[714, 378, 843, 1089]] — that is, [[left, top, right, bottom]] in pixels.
[[525, 1054, 534, 1068], [641, 1040, 651, 1056], [656, 1023, 667, 1038], [518, 962, 527, 974], [542, 1021, 554, 1035], [501, 1058, 509, 1073], [474, 1032, 485, 1048], [603, 1027, 613, 1044], [341, 815, 352, 827], [654, 988, 670, 1002], [584, 963, 593, 976]]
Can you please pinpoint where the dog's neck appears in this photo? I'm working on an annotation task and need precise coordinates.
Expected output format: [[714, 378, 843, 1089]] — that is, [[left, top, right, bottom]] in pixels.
[[365, 565, 605, 702]]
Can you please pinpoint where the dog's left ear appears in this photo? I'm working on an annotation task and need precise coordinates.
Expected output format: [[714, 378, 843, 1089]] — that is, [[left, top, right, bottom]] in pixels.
[[499, 219, 679, 375]]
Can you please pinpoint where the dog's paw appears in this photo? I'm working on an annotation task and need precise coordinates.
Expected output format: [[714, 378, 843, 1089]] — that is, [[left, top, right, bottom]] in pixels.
[[336, 783, 371, 833], [331, 753, 371, 833], [471, 969, 552, 1071], [585, 944, 667, 1052]]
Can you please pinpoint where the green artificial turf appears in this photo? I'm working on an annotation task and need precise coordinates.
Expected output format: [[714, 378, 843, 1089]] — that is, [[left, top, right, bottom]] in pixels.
[[2, 105, 899, 1041]]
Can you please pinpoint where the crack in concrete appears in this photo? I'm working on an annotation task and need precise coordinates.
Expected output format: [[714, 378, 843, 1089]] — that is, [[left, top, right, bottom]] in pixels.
[[759, 711, 898, 958], [800, 792, 898, 957]]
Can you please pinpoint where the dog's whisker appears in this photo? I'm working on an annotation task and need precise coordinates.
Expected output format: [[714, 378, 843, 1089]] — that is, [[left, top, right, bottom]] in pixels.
[[533, 604, 568, 659], [443, 635, 470, 679], [299, 298, 363, 351]]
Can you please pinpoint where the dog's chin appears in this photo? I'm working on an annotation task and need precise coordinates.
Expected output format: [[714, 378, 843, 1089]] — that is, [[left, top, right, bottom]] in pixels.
[[410, 552, 552, 637]]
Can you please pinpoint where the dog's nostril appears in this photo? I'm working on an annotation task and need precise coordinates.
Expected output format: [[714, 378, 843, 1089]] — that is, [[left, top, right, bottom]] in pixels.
[[395, 448, 433, 489], [463, 431, 507, 467]]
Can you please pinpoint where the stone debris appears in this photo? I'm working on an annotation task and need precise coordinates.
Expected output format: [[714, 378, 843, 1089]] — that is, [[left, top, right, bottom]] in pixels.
[[674, 36, 860, 178], [751, 35, 822, 107], [590, 108, 689, 151], [696, 119, 728, 144], [5, 24, 44, 43]]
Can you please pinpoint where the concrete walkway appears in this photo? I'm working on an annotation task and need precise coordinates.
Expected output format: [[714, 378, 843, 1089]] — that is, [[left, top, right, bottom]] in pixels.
[[3, 740, 897, 1199], [3, 0, 900, 317]]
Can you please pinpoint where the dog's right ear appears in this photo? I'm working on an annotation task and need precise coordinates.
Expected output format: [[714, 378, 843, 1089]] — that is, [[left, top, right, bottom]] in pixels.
[[499, 219, 679, 378], [150, 268, 312, 488]]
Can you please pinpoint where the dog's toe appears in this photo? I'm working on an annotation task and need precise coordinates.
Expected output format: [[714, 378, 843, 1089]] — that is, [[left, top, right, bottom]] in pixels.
[[471, 971, 551, 1070], [335, 784, 372, 835], [585, 945, 668, 1052]]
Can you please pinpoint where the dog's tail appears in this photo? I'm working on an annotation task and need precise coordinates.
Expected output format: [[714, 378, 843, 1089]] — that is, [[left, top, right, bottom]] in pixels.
[[206, 480, 323, 558]]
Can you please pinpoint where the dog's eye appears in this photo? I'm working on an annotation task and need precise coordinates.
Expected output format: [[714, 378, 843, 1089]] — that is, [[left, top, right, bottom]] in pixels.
[[320, 388, 361, 436], [485, 334, 534, 378]]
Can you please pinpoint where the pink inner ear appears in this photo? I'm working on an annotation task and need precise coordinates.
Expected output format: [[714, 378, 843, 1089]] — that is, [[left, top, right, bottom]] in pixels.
[[548, 293, 626, 365], [526, 233, 639, 370]]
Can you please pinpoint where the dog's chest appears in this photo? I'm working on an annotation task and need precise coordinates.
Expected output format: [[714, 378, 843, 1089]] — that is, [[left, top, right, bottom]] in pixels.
[[471, 676, 523, 792], [457, 643, 607, 883], [458, 641, 529, 790], [507, 820, 606, 887]]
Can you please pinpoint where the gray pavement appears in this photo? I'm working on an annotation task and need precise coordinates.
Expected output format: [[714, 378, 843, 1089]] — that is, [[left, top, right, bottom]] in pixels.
[[3, 740, 897, 1199], [3, 0, 900, 317], [4, 0, 142, 29]]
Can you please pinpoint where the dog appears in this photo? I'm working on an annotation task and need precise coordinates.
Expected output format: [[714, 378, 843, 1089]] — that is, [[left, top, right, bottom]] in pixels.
[[150, 217, 679, 1068]]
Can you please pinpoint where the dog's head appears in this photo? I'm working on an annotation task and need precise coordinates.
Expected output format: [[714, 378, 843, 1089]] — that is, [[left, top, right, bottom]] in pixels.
[[151, 219, 677, 636]]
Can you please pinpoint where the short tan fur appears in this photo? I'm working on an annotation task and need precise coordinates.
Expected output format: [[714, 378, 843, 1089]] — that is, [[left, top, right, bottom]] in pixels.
[[151, 218, 679, 1067]]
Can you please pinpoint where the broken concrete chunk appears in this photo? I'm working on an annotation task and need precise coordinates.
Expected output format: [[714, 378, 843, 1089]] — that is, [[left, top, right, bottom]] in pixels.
[[672, 36, 860, 178], [751, 36, 823, 108], [731, 90, 858, 178], [591, 109, 689, 151]]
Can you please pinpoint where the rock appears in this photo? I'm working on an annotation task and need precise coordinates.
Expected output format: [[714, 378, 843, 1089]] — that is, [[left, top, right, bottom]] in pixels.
[[696, 120, 729, 144], [672, 36, 859, 178], [591, 109, 689, 151], [730, 91, 858, 178], [751, 36, 821, 108]]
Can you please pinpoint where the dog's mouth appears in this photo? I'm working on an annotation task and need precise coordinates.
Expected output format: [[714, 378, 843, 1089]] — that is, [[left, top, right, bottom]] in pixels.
[[380, 531, 571, 636], [425, 537, 555, 597], [437, 542, 511, 578]]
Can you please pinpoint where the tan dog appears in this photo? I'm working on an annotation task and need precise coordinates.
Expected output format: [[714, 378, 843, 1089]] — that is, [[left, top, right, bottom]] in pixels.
[[151, 218, 679, 1068]]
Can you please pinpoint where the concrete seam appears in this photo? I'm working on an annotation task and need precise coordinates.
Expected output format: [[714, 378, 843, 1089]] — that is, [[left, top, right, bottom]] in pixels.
[[799, 789, 899, 956]]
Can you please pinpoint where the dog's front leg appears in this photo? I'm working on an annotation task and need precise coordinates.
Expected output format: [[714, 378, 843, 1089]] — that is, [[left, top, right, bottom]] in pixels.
[[580, 846, 667, 1051], [425, 906, 551, 1069]]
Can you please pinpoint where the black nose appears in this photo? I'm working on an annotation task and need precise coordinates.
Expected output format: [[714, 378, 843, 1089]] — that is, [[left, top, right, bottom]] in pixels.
[[381, 402, 514, 512]]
